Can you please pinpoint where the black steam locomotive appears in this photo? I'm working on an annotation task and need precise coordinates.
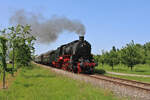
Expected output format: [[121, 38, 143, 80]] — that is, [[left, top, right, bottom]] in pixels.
[[35, 36, 97, 73]]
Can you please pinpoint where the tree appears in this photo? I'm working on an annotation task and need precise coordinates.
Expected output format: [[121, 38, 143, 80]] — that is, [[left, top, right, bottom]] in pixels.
[[0, 36, 7, 88], [8, 25, 36, 67], [93, 55, 99, 63], [106, 46, 119, 70], [98, 50, 107, 68], [2, 24, 36, 68], [0, 24, 36, 88], [7, 26, 17, 75], [143, 42, 150, 65], [121, 40, 143, 71], [145, 51, 150, 65]]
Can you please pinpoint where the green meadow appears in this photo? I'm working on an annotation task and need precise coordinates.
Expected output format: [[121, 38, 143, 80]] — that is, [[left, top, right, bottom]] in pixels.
[[96, 64, 150, 75], [105, 73, 150, 83], [96, 64, 150, 83], [0, 64, 122, 100]]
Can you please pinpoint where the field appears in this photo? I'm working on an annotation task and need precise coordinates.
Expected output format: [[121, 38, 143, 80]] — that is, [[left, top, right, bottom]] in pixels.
[[105, 73, 150, 83], [0, 64, 121, 100], [96, 64, 150, 83], [96, 64, 150, 75]]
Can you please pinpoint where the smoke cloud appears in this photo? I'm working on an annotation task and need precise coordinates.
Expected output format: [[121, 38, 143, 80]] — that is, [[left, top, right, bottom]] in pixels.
[[9, 9, 85, 43]]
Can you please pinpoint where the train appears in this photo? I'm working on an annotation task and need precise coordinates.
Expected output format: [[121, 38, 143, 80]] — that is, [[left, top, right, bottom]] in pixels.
[[35, 36, 97, 74]]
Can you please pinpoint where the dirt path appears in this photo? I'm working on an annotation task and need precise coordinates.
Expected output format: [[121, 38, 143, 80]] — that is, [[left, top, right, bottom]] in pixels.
[[107, 71, 150, 77]]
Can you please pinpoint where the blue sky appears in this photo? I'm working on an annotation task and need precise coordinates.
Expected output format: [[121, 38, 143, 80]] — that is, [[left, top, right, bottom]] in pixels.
[[0, 0, 150, 55]]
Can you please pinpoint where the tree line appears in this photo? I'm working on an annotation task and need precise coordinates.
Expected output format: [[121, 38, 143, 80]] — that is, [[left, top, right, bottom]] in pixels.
[[94, 40, 150, 71], [0, 25, 36, 88]]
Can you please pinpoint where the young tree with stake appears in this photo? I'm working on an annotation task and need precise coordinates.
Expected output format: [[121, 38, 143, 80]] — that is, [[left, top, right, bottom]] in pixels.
[[0, 36, 7, 88]]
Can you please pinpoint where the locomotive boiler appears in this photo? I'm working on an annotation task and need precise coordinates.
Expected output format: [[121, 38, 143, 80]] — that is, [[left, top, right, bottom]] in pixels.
[[35, 36, 97, 73]]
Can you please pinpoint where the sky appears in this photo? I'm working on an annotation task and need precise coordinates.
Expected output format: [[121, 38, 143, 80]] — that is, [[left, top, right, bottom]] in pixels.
[[0, 0, 150, 55]]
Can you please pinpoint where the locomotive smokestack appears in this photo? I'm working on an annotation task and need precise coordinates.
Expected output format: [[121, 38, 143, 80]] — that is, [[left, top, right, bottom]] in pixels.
[[79, 36, 84, 41]]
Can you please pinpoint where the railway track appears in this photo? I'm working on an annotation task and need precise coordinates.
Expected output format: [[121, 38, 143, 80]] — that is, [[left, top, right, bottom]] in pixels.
[[89, 74, 150, 91]]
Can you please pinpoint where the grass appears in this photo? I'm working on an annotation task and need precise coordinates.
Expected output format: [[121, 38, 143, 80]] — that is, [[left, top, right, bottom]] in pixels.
[[96, 64, 150, 75], [95, 64, 150, 83], [0, 64, 122, 100], [105, 73, 150, 83], [0, 63, 20, 89]]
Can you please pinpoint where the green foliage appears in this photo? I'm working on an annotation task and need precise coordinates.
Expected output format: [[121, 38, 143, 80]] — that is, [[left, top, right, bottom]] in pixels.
[[98, 50, 106, 66], [95, 40, 150, 71], [106, 46, 119, 70], [143, 42, 150, 65], [0, 24, 36, 88], [93, 55, 99, 63], [96, 47, 120, 70], [120, 41, 143, 70], [8, 50, 13, 61], [7, 25, 36, 67], [95, 69, 106, 74], [121, 41, 141, 70], [95, 50, 108, 67], [0, 36, 7, 56], [0, 24, 36, 86], [0, 36, 7, 88]]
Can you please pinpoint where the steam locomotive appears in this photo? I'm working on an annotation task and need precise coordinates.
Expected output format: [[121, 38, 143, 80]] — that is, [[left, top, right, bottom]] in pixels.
[[35, 36, 97, 73]]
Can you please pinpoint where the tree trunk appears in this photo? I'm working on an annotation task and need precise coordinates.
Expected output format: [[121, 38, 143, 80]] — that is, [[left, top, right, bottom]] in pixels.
[[1, 37, 7, 89], [3, 67, 6, 89], [2, 55, 6, 89], [131, 66, 133, 71], [0, 71, 2, 82], [112, 65, 114, 70], [12, 47, 14, 76]]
